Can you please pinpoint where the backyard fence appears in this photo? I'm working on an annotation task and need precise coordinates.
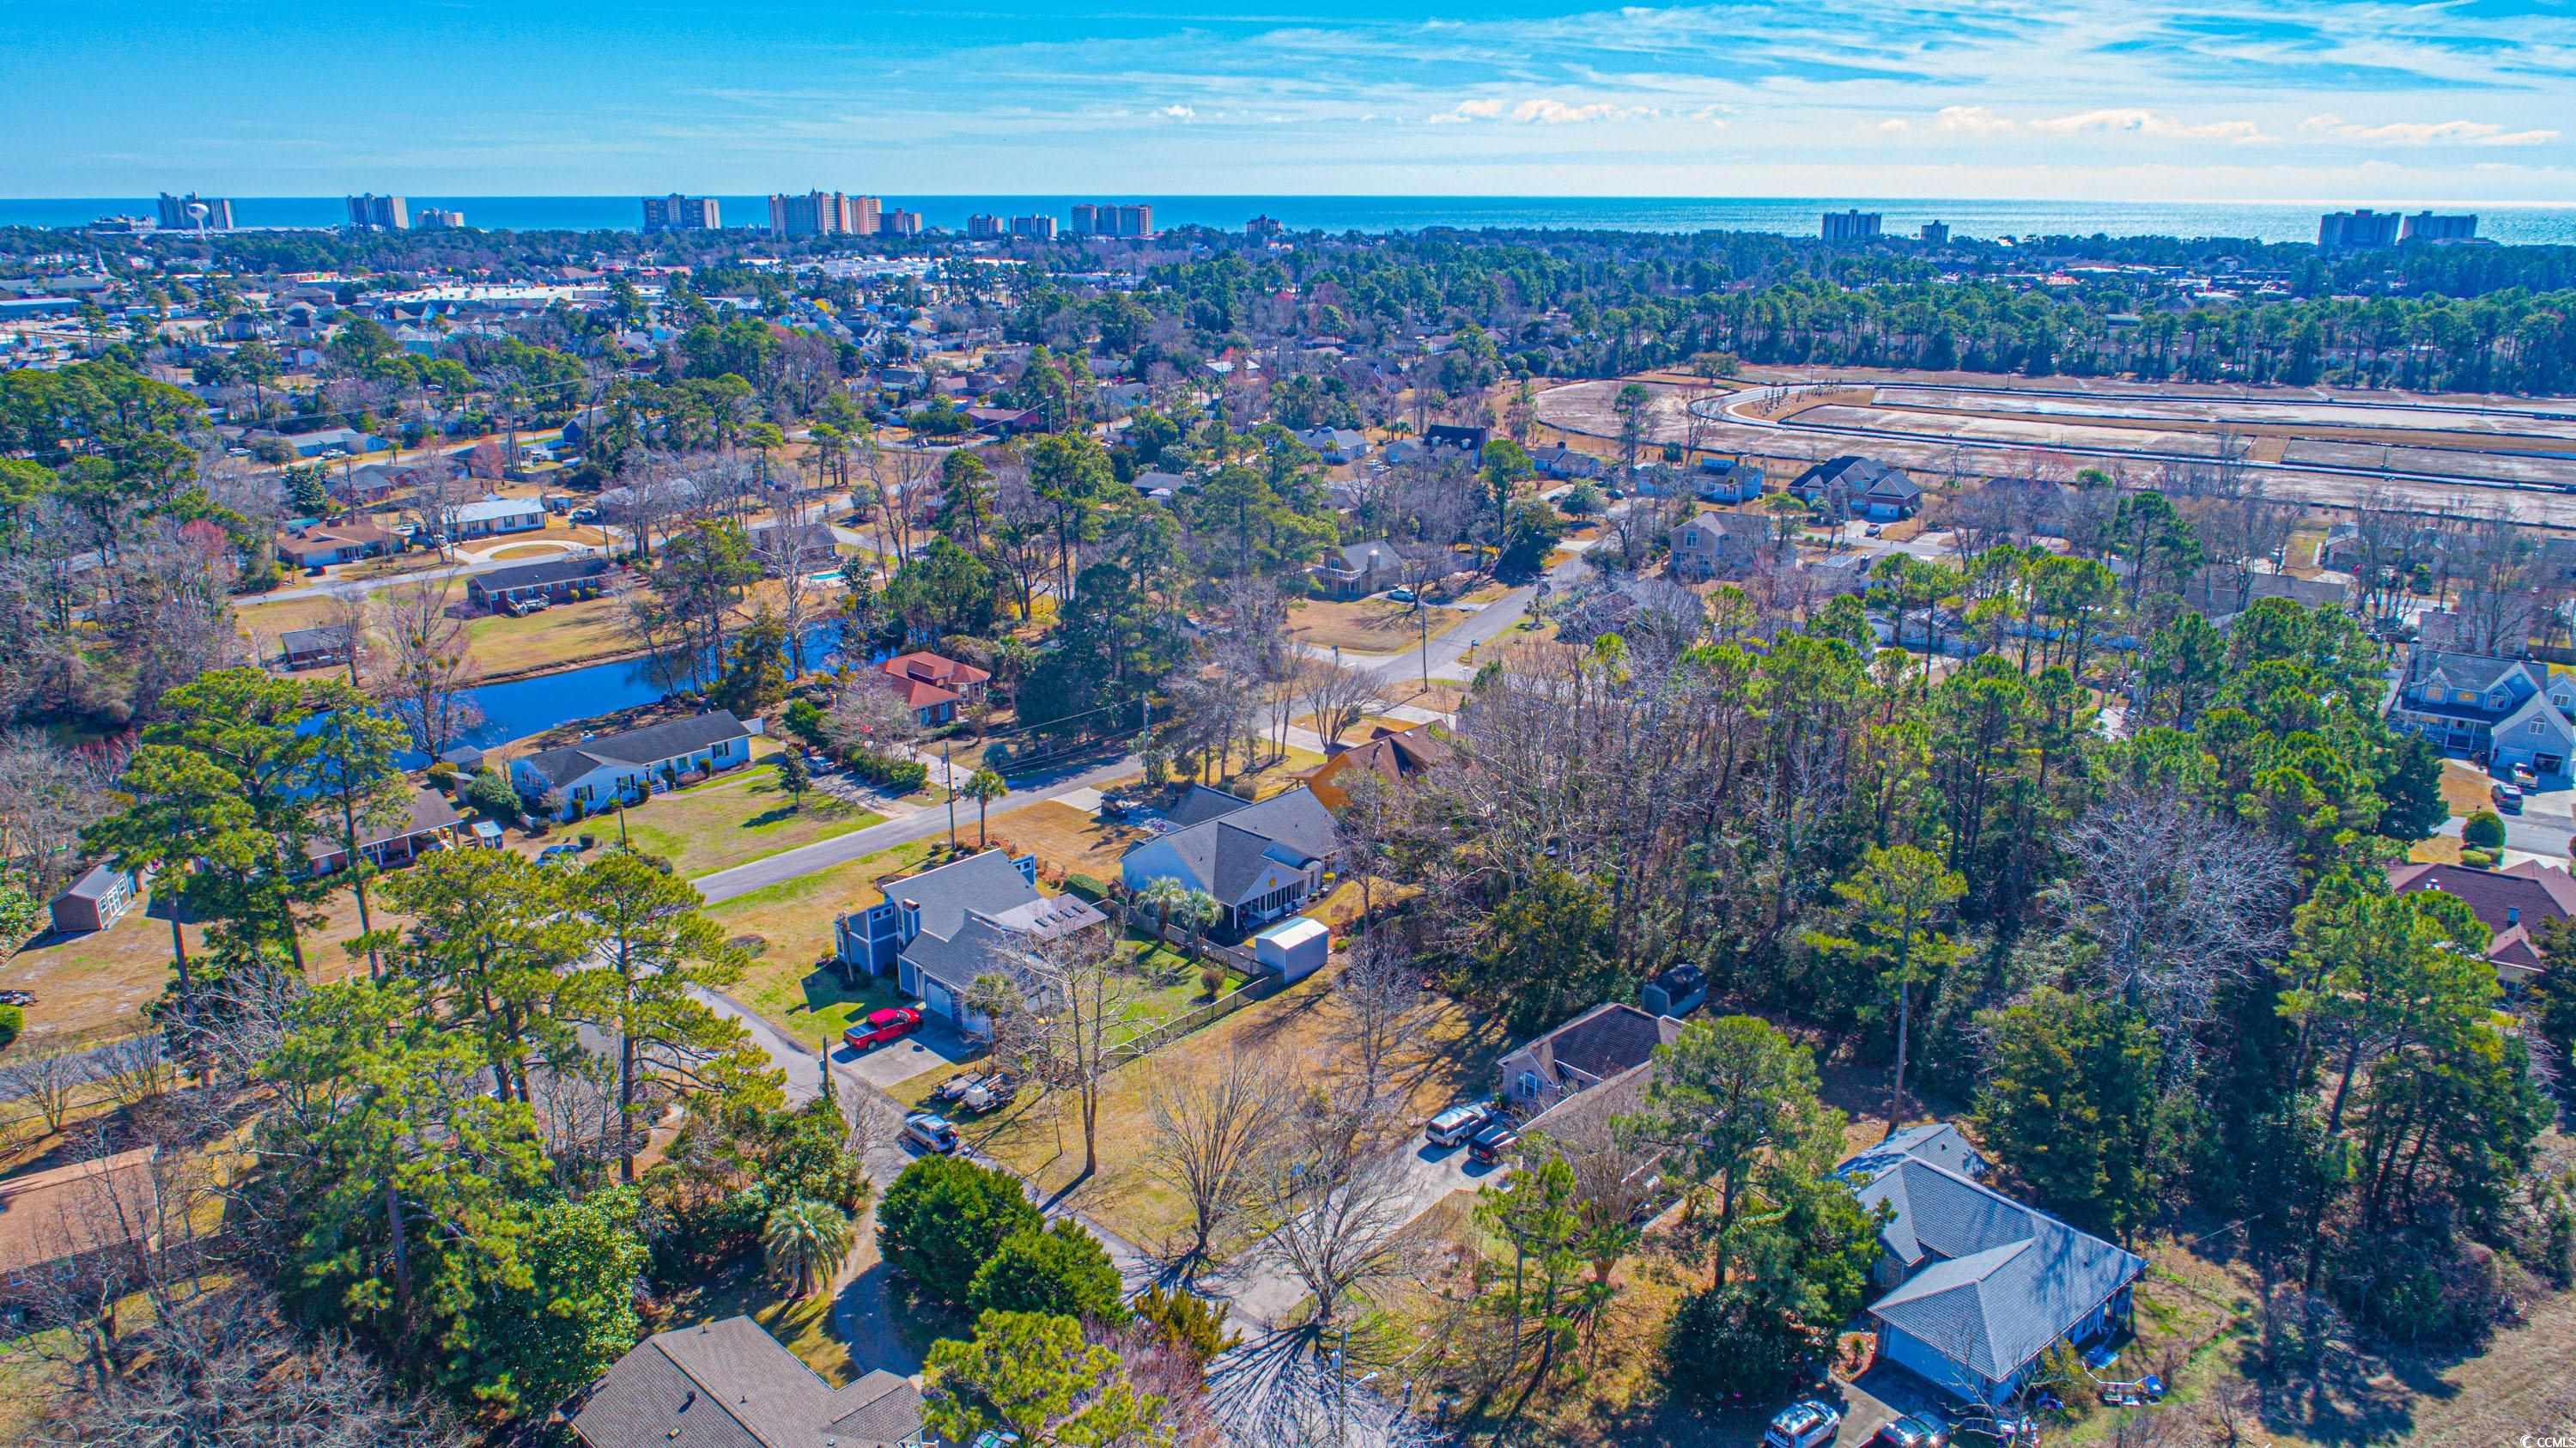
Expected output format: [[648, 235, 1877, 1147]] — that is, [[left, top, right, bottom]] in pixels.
[[1109, 974, 1276, 1067]]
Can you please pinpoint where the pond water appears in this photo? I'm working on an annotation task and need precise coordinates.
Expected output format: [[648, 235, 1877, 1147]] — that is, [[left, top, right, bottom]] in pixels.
[[447, 618, 871, 750]]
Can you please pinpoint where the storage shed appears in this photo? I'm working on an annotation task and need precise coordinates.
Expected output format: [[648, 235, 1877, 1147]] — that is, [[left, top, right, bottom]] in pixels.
[[1252, 916, 1329, 983]]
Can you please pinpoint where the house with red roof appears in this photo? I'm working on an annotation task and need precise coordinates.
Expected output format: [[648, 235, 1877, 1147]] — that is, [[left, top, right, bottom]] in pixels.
[[2386, 857, 2576, 984], [876, 650, 992, 727]]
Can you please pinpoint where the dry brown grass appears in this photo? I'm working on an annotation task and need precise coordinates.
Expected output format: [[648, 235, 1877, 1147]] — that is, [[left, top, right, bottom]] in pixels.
[[2439, 760, 2498, 820], [2409, 835, 2467, 866], [988, 800, 1145, 882], [910, 964, 1506, 1252], [1289, 598, 1471, 654]]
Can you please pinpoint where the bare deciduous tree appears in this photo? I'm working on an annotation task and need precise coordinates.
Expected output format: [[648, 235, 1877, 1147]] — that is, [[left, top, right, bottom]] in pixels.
[[1249, 1093, 1418, 1328], [1146, 1045, 1285, 1269], [370, 575, 483, 757], [0, 1043, 94, 1133]]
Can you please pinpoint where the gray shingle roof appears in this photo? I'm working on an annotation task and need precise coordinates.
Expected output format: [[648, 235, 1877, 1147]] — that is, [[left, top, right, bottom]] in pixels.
[[472, 556, 609, 594], [1856, 1159, 2147, 1387], [520, 710, 752, 789], [1135, 788, 1339, 905], [1837, 1122, 1985, 1184], [569, 1316, 923, 1448], [882, 849, 1106, 995]]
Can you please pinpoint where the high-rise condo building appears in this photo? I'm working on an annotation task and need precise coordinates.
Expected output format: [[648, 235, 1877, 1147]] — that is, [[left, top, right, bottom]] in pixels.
[[1821, 209, 1882, 241], [1115, 204, 1152, 237], [1072, 203, 1104, 235], [1919, 220, 1950, 245], [2318, 210, 2403, 250], [416, 208, 467, 230], [155, 192, 235, 230], [346, 193, 410, 230], [641, 194, 722, 232], [967, 214, 1006, 240], [2400, 211, 2478, 244], [884, 210, 923, 237], [768, 191, 882, 238], [1010, 215, 1059, 240]]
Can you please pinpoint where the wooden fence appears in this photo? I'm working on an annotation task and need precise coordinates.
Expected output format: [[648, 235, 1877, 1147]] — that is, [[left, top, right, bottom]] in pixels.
[[1109, 974, 1277, 1067]]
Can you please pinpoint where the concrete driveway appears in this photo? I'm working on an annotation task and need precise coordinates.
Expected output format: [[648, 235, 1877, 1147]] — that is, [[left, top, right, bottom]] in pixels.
[[836, 1017, 977, 1091]]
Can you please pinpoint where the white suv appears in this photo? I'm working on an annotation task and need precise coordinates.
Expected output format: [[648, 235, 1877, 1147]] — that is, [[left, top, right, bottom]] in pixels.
[[1763, 1400, 1842, 1448]]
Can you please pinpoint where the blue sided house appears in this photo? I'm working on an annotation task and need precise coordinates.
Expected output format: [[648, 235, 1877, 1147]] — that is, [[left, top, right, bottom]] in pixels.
[[1840, 1125, 2148, 1408], [2387, 649, 2576, 789], [832, 849, 1107, 1034], [1695, 455, 1767, 502]]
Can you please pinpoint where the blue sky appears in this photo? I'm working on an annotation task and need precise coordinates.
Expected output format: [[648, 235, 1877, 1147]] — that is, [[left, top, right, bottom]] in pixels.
[[6, 0, 2572, 201]]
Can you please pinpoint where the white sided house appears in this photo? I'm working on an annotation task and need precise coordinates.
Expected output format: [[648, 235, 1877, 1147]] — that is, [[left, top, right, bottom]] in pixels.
[[512, 710, 762, 815], [832, 849, 1106, 1033], [451, 494, 547, 539]]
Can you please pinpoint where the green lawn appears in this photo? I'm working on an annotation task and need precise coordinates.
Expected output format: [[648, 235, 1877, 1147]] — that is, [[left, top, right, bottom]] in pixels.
[[612, 762, 884, 879], [738, 953, 908, 1049], [1106, 934, 1254, 1049]]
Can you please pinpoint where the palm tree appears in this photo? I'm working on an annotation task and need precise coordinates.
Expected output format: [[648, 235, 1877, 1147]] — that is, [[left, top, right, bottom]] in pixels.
[[1138, 876, 1192, 947], [960, 767, 1009, 847], [1171, 888, 1223, 959], [761, 1198, 854, 1299]]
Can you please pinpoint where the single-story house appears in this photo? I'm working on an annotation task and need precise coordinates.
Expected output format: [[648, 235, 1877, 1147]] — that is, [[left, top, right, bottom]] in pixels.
[[278, 624, 357, 672], [833, 849, 1105, 1033], [0, 1147, 163, 1311], [1310, 539, 1408, 600], [1307, 725, 1450, 811], [331, 465, 404, 506], [1530, 443, 1604, 481], [268, 426, 392, 459], [1695, 455, 1767, 502], [570, 1317, 927, 1448], [276, 522, 398, 569], [46, 862, 138, 935], [450, 494, 547, 539], [965, 405, 1043, 436], [2178, 564, 2352, 623], [1297, 427, 1371, 464], [1791, 456, 1923, 520], [1424, 423, 1489, 456], [1133, 469, 1188, 501], [1668, 511, 1775, 581], [465, 555, 611, 611], [1844, 1130, 2147, 1408], [1832, 1121, 1989, 1185], [513, 710, 762, 815], [1496, 1001, 1685, 1116], [746, 521, 841, 575], [875, 651, 992, 727], [303, 787, 466, 875], [1120, 785, 1340, 932], [2386, 858, 2576, 986]]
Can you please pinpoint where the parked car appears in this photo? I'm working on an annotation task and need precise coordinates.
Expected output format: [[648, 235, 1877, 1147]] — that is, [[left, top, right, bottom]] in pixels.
[[1468, 1122, 1520, 1166], [536, 843, 581, 866], [1762, 1400, 1842, 1448], [1425, 1102, 1492, 1148], [2494, 782, 2525, 813], [1865, 523, 1884, 537], [1386, 587, 1417, 604], [844, 1005, 924, 1052], [0, 989, 35, 1006], [570, 507, 599, 523], [1869, 1413, 1952, 1448], [902, 1111, 961, 1154]]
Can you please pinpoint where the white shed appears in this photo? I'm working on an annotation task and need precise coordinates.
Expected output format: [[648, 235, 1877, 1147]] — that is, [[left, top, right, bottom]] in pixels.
[[1253, 916, 1330, 983]]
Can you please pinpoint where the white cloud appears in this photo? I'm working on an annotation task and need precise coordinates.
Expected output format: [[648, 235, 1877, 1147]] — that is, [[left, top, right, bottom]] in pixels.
[[1687, 105, 1732, 128], [1512, 98, 1655, 125], [1158, 104, 1195, 120], [1878, 119, 1912, 133], [1427, 98, 1506, 125], [1934, 106, 2014, 136], [2032, 109, 2269, 143], [2300, 113, 2559, 148]]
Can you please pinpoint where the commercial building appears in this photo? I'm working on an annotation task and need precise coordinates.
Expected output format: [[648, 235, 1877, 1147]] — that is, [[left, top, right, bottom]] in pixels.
[[883, 208, 923, 236], [2402, 211, 2479, 244], [1822, 209, 1882, 241], [2319, 209, 2403, 251], [640, 193, 721, 232], [416, 207, 466, 229], [155, 192, 234, 230], [1009, 214, 1059, 240], [345, 192, 409, 230]]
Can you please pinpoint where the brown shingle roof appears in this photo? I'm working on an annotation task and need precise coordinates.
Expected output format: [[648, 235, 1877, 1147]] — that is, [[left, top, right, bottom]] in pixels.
[[2386, 858, 2576, 970], [0, 1147, 159, 1280]]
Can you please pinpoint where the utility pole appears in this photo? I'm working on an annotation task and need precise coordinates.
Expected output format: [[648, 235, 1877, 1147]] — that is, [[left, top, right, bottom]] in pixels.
[[943, 738, 957, 850]]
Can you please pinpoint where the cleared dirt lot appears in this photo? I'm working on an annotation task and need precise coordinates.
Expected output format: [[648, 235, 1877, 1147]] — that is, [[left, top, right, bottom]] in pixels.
[[1534, 371, 2576, 526]]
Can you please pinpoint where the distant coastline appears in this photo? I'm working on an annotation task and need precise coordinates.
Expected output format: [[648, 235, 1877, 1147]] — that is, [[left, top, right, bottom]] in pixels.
[[9, 195, 2576, 246]]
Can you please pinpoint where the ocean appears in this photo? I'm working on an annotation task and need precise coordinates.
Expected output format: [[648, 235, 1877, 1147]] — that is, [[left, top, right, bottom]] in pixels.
[[9, 195, 2576, 246]]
